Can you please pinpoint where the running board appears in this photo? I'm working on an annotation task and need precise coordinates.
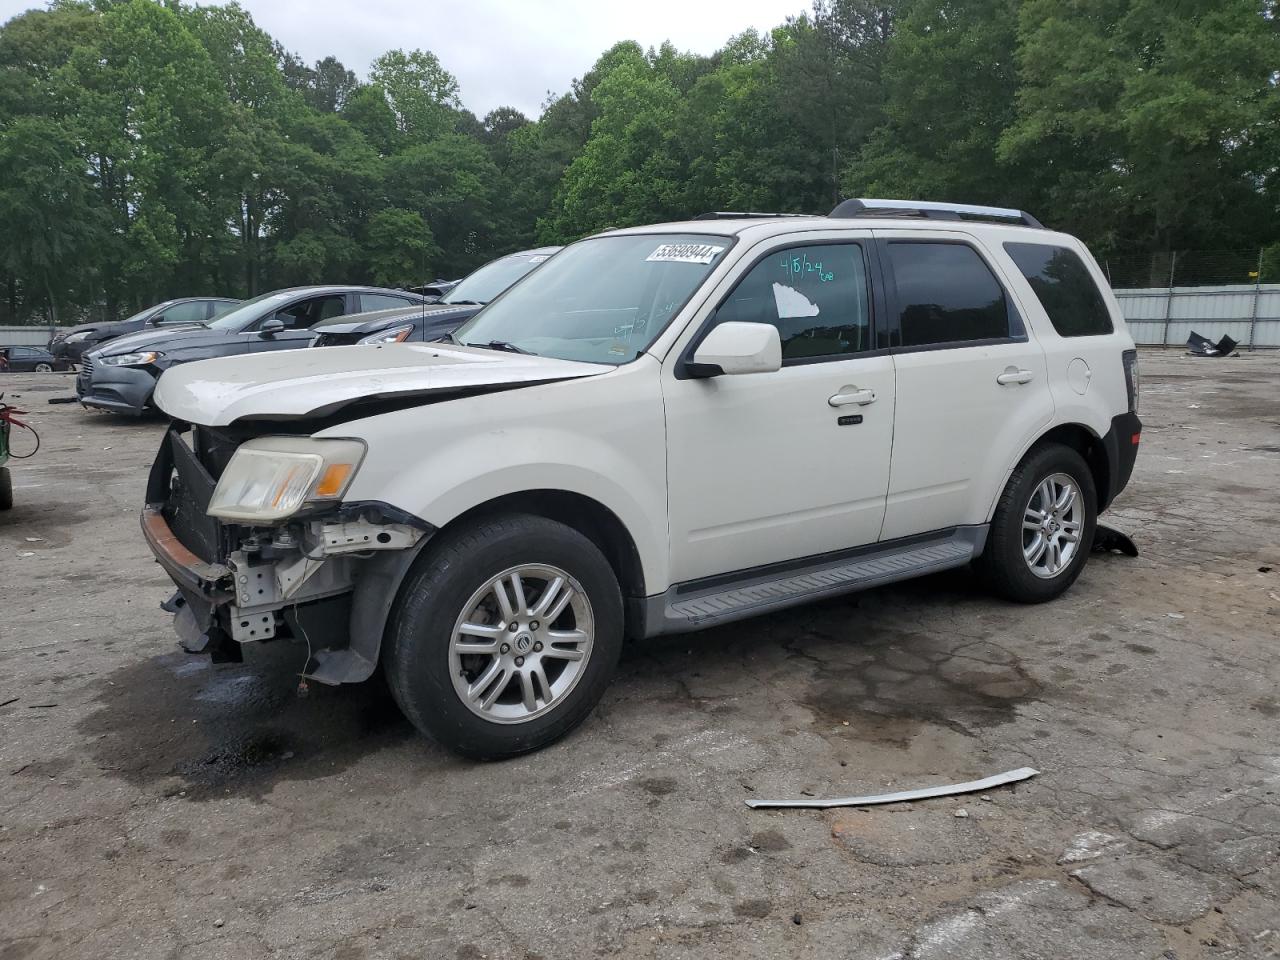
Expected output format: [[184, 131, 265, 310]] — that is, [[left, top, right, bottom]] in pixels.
[[648, 526, 987, 636]]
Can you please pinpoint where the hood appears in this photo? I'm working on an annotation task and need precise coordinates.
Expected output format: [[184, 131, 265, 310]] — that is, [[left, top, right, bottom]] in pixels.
[[52, 323, 99, 341], [312, 303, 475, 338], [95, 323, 226, 356], [153, 342, 612, 426]]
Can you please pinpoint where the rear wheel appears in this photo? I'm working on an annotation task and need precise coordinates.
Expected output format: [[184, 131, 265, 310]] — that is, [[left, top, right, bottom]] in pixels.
[[384, 514, 623, 758], [977, 443, 1096, 603]]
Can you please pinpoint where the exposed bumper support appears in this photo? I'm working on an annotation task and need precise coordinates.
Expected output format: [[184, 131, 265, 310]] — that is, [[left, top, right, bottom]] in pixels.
[[140, 505, 231, 596]]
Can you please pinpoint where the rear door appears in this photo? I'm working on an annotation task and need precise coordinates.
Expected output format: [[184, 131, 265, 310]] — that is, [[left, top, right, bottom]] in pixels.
[[877, 232, 1054, 541]]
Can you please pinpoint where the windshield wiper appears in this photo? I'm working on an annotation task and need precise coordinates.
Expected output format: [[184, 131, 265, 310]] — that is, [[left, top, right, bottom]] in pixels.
[[466, 339, 530, 355], [446, 299, 483, 306]]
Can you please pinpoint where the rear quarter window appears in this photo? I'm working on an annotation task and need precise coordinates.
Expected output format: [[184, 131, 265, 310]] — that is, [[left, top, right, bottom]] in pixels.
[[1004, 242, 1113, 337]]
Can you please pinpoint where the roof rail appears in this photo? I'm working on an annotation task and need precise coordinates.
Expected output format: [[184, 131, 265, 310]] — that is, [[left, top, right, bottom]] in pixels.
[[693, 211, 803, 220], [829, 198, 1044, 229]]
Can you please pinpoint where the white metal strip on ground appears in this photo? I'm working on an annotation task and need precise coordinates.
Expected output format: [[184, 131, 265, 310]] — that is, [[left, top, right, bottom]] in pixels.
[[745, 766, 1040, 810]]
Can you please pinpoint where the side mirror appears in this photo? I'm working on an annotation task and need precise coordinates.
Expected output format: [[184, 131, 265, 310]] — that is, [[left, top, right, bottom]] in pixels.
[[688, 322, 782, 378], [259, 317, 286, 337], [149, 314, 165, 326]]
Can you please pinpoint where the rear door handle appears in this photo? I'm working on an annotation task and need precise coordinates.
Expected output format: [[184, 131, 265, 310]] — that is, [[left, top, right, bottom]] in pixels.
[[829, 387, 877, 407], [996, 368, 1034, 386]]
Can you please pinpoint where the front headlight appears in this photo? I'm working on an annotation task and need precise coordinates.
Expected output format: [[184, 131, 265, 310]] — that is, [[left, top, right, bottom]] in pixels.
[[207, 437, 366, 522], [64, 331, 92, 343], [357, 323, 415, 345], [99, 351, 161, 367]]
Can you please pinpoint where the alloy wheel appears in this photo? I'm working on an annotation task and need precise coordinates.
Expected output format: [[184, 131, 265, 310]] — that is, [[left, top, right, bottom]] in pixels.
[[1022, 473, 1083, 579], [449, 564, 594, 724]]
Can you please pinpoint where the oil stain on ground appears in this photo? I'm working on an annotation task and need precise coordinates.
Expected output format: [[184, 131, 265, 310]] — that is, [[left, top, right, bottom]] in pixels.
[[78, 641, 412, 801]]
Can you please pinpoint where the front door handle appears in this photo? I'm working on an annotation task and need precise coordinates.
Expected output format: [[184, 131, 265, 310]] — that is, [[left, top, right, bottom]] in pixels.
[[996, 367, 1035, 386], [829, 387, 877, 407]]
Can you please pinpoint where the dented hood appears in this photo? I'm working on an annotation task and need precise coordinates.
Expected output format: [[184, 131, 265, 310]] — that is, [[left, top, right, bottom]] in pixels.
[[153, 342, 612, 426]]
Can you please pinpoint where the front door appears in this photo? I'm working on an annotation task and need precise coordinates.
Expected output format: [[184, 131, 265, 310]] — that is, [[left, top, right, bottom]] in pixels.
[[250, 293, 349, 353], [875, 233, 1054, 541], [663, 237, 896, 585]]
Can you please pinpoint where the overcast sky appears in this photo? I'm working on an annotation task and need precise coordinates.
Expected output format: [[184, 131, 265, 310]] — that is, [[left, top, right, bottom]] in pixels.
[[0, 0, 802, 118]]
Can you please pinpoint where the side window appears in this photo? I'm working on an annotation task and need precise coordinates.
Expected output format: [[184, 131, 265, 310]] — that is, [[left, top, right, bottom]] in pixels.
[[275, 295, 346, 329], [714, 243, 872, 360], [887, 242, 1013, 348], [360, 293, 413, 312], [1004, 242, 1113, 337], [11, 347, 34, 358], [157, 301, 208, 324]]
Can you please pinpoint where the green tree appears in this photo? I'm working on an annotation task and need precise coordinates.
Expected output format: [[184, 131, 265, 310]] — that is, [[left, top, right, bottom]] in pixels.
[[369, 48, 460, 141], [846, 0, 1024, 206], [1000, 0, 1280, 255], [0, 118, 103, 322], [364, 208, 439, 287], [342, 83, 399, 155], [543, 45, 689, 239], [385, 134, 500, 273]]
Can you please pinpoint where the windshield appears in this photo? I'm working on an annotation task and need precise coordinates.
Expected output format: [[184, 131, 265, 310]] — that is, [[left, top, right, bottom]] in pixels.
[[443, 253, 553, 305], [205, 291, 296, 330], [453, 234, 731, 364]]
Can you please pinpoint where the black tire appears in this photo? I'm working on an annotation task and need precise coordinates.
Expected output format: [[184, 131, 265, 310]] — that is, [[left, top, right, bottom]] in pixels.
[[976, 443, 1097, 603], [34, 363, 52, 373], [384, 513, 623, 759], [0, 467, 11, 511]]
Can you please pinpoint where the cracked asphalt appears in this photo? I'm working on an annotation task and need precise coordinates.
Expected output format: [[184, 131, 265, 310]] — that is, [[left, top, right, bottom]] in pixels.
[[1, 351, 1278, 960]]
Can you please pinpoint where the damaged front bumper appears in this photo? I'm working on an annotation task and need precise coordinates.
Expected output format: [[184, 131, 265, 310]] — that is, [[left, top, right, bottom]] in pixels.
[[142, 426, 432, 683]]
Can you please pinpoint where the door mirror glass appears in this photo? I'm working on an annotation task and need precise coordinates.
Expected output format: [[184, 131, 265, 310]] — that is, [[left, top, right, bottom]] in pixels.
[[259, 316, 286, 337], [690, 322, 782, 377]]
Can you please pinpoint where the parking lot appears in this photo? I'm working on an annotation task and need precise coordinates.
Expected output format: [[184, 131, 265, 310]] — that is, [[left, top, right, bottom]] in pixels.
[[0, 350, 1277, 960]]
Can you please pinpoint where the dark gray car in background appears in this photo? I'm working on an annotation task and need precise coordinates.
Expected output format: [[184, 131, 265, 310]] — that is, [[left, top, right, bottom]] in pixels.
[[77, 285, 427, 415], [49, 297, 239, 365], [311, 247, 560, 347]]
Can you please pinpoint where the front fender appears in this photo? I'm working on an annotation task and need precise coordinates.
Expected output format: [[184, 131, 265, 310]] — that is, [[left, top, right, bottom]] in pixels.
[[324, 361, 670, 592]]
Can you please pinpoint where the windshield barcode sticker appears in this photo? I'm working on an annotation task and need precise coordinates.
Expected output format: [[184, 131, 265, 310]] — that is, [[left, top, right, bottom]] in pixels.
[[646, 243, 725, 265]]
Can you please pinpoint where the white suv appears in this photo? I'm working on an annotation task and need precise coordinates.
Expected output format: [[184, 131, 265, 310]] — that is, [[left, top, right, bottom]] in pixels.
[[143, 199, 1142, 757]]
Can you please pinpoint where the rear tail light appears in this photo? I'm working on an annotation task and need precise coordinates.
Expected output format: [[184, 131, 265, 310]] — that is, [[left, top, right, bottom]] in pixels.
[[1122, 349, 1139, 415]]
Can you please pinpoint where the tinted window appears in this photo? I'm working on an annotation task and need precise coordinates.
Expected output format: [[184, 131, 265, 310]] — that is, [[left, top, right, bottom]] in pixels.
[[157, 301, 208, 324], [1004, 242, 1113, 337], [273, 295, 346, 330], [888, 242, 1011, 347], [715, 243, 871, 359], [360, 293, 413, 312]]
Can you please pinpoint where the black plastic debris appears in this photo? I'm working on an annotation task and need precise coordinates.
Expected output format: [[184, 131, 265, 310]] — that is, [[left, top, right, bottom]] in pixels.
[[1093, 524, 1139, 557], [1186, 331, 1239, 357]]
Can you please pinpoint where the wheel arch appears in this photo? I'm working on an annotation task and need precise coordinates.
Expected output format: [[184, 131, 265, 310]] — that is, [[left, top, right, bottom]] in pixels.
[[989, 421, 1114, 522], [441, 489, 647, 604]]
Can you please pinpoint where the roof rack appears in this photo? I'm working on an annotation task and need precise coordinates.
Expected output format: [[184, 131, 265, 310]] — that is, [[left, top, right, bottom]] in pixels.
[[693, 211, 803, 220], [829, 198, 1044, 229]]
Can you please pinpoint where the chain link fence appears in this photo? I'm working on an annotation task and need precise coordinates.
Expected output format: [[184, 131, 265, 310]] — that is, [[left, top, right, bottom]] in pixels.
[[1101, 249, 1274, 289], [1105, 250, 1279, 349]]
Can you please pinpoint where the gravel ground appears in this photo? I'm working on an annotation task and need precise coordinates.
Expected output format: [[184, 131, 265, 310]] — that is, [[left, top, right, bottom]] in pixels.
[[1, 351, 1278, 960]]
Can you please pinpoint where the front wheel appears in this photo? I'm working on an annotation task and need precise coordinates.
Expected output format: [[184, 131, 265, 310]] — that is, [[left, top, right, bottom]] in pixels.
[[34, 363, 53, 373], [976, 443, 1097, 603], [384, 513, 623, 758]]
